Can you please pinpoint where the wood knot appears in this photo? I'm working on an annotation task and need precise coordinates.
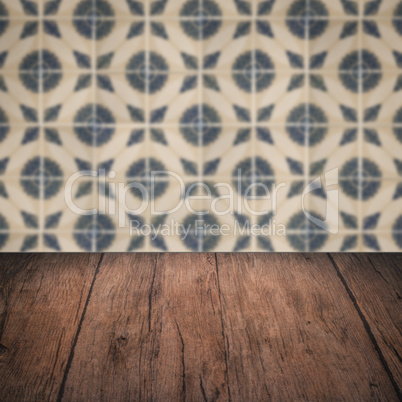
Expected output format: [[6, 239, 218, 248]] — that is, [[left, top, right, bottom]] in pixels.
[[0, 344, 8, 355], [117, 336, 128, 346], [206, 254, 215, 266]]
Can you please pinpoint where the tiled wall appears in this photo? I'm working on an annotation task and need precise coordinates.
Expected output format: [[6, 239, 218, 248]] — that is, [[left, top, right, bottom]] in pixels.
[[0, 0, 401, 252]]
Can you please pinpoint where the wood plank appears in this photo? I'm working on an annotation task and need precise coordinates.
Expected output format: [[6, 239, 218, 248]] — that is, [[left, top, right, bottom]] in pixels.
[[61, 253, 228, 401], [59, 253, 156, 401], [330, 253, 402, 395], [0, 253, 101, 401], [216, 253, 398, 401], [147, 253, 228, 401]]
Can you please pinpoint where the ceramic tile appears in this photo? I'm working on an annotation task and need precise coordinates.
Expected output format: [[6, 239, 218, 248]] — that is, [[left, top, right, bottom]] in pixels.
[[361, 72, 401, 123], [0, 0, 401, 251], [255, 127, 307, 176], [308, 182, 360, 232], [363, 127, 402, 178], [362, 20, 402, 71], [42, 72, 96, 125], [202, 126, 252, 177], [0, 126, 40, 177], [42, 20, 94, 67], [0, 179, 41, 230], [106, 0, 145, 19], [284, 2, 329, 41], [253, 195, 335, 252], [94, 126, 147, 178], [43, 127, 94, 175], [0, 21, 40, 72], [309, 126, 359, 172], [95, 20, 146, 72], [148, 128, 202, 177], [360, 179, 402, 251], [307, 20, 359, 72], [255, 20, 306, 72], [149, 0, 186, 18], [212, 0, 252, 18], [256, 0, 301, 18], [202, 20, 253, 72], [309, 72, 359, 125], [362, 0, 401, 18], [257, 0, 357, 19], [96, 72, 147, 124], [361, 232, 401, 252], [0, 73, 40, 124], [147, 72, 200, 126], [256, 72, 308, 125], [1, 233, 41, 252], [2, 0, 41, 17], [324, 0, 359, 18], [203, 72, 253, 125], [361, 179, 402, 229], [149, 19, 202, 73]]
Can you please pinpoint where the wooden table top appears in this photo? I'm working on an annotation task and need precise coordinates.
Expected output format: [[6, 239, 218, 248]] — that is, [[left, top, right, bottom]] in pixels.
[[0, 253, 401, 401]]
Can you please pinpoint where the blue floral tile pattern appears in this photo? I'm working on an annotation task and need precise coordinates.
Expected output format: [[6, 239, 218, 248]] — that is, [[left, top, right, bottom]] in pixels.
[[0, 0, 401, 252]]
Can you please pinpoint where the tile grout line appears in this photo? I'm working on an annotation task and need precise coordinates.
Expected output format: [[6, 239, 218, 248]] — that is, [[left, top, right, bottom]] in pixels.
[[56, 253, 105, 402], [3, 16, 402, 21], [145, 0, 151, 251], [304, 0, 311, 252], [358, 0, 363, 250], [10, 68, 399, 74], [2, 229, 402, 235], [6, 175, 399, 181], [91, 0, 97, 252], [198, 0, 203, 252], [38, 1, 44, 251], [251, 0, 257, 251], [327, 253, 402, 399], [6, 122, 402, 127]]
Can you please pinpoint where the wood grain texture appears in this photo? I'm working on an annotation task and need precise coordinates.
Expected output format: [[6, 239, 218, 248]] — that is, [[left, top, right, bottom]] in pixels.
[[60, 253, 228, 402], [147, 253, 228, 401], [0, 253, 400, 402], [330, 253, 402, 396], [59, 253, 156, 401], [0, 253, 101, 401], [216, 253, 398, 401]]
